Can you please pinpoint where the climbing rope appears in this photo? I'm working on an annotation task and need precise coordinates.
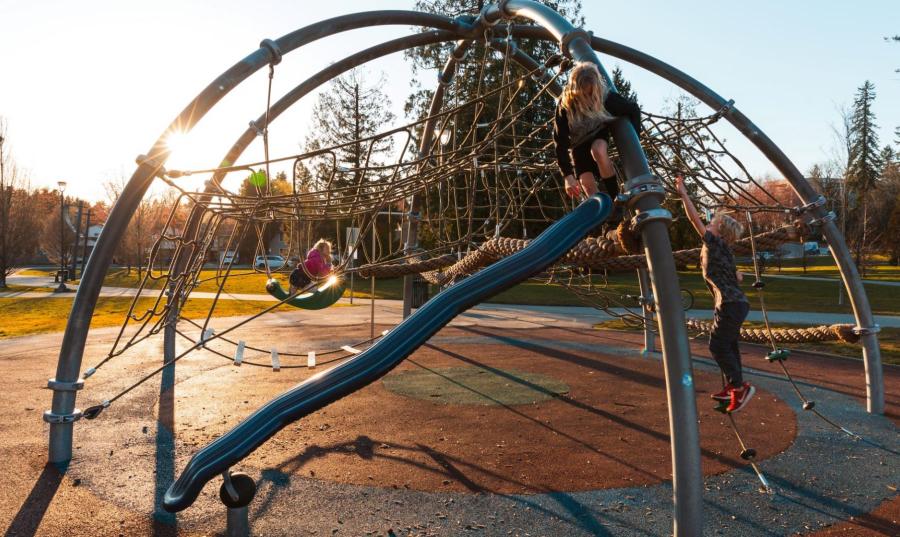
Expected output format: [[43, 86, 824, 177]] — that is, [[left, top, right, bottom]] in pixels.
[[744, 211, 867, 443]]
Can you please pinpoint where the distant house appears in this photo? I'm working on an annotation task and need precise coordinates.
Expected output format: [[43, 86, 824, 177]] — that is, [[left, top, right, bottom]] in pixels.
[[65, 224, 104, 266]]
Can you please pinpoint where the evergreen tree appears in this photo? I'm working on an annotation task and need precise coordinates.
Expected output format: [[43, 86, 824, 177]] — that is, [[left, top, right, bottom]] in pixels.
[[847, 81, 881, 193], [871, 146, 900, 264], [611, 66, 638, 104], [303, 68, 395, 191], [880, 145, 896, 173], [846, 80, 881, 268]]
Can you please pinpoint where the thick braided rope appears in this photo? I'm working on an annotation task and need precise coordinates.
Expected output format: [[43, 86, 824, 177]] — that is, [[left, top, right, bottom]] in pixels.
[[357, 254, 457, 279], [588, 225, 801, 272], [365, 225, 801, 282], [686, 318, 859, 344]]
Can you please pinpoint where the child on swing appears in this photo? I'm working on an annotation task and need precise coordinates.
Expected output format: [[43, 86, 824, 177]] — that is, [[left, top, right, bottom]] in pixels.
[[289, 239, 333, 294], [676, 174, 754, 413], [553, 62, 641, 207]]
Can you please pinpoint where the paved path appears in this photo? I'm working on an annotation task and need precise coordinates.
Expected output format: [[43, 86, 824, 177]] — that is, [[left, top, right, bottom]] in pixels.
[[761, 272, 900, 287], [5, 273, 900, 328]]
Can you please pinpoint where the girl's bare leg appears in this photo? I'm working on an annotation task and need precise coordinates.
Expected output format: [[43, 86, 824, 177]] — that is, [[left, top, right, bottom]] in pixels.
[[591, 138, 622, 204], [591, 138, 615, 178], [577, 171, 599, 197]]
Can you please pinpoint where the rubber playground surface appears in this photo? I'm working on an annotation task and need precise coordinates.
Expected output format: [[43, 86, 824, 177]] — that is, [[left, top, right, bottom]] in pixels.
[[0, 313, 897, 536]]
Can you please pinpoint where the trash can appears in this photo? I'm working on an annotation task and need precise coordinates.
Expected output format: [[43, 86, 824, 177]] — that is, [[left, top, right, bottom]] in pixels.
[[411, 276, 430, 308]]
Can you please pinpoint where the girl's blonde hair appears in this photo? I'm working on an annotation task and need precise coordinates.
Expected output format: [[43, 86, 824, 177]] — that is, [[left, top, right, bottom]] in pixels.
[[711, 213, 744, 245], [314, 238, 332, 257], [560, 62, 613, 125]]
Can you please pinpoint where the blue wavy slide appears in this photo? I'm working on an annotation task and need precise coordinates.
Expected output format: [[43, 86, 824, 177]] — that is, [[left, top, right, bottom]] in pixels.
[[164, 194, 612, 512]]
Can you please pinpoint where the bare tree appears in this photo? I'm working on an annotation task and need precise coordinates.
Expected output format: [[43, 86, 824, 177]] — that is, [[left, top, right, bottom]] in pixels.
[[0, 118, 42, 288]]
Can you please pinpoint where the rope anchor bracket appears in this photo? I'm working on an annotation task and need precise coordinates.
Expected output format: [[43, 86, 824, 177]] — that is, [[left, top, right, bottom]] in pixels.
[[808, 211, 837, 227], [765, 348, 791, 362], [791, 195, 826, 216]]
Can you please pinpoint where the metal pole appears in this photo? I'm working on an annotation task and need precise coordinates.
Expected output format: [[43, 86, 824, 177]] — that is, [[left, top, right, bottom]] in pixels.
[[226, 506, 250, 537], [637, 267, 655, 355], [402, 37, 474, 319], [55, 185, 68, 292], [401, 214, 417, 319], [164, 287, 177, 364], [371, 219, 377, 339], [71, 202, 84, 278], [490, 2, 703, 534], [80, 209, 91, 278]]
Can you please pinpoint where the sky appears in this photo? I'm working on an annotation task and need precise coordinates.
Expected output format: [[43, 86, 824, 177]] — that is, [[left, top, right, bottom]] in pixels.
[[1, 0, 898, 202]]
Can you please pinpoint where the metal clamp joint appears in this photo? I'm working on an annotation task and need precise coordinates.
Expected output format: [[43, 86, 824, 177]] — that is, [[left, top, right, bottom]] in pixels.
[[791, 195, 826, 215], [259, 39, 282, 65], [437, 70, 455, 86], [559, 29, 592, 57], [135, 154, 167, 178], [630, 208, 672, 231], [711, 99, 736, 121], [47, 378, 85, 392], [248, 120, 264, 136], [43, 409, 83, 424], [852, 325, 881, 336], [617, 181, 666, 206], [808, 211, 836, 226]]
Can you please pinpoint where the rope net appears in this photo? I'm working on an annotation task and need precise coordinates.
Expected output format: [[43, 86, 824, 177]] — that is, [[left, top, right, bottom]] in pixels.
[[79, 24, 838, 412]]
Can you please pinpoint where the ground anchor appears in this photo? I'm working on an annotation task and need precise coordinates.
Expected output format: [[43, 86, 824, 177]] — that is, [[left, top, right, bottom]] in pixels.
[[220, 470, 256, 537]]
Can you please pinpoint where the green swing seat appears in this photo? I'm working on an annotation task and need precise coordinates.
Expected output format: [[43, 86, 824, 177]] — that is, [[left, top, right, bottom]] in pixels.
[[265, 275, 345, 310]]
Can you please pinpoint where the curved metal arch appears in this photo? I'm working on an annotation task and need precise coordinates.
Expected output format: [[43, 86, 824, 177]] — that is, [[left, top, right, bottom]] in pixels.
[[49, 4, 883, 536]]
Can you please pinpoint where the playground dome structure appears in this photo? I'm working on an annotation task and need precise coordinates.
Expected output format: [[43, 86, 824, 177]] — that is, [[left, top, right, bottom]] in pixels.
[[44, 2, 886, 535]]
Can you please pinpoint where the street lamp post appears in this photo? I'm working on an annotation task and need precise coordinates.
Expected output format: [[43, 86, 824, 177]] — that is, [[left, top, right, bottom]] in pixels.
[[55, 180, 68, 293]]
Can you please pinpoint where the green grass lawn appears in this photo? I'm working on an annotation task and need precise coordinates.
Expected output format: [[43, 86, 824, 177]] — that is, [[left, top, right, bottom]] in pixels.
[[594, 319, 900, 366], [0, 295, 283, 339], [736, 255, 900, 281]]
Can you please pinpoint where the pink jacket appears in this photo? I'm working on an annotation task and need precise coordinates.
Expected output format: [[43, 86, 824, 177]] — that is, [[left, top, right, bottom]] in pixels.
[[303, 248, 332, 277]]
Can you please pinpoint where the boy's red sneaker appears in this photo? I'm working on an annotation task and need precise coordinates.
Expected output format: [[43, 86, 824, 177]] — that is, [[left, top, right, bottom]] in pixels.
[[727, 382, 755, 413], [710, 386, 732, 401]]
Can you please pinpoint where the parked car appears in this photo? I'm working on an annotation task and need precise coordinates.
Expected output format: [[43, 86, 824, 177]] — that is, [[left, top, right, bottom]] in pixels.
[[221, 251, 239, 265], [254, 255, 285, 269]]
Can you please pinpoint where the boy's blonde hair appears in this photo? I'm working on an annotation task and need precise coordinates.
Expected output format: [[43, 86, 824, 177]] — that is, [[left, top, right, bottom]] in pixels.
[[560, 62, 613, 125], [711, 213, 744, 245]]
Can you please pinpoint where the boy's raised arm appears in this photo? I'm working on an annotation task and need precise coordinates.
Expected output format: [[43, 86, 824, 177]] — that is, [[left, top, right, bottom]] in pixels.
[[676, 175, 706, 238]]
